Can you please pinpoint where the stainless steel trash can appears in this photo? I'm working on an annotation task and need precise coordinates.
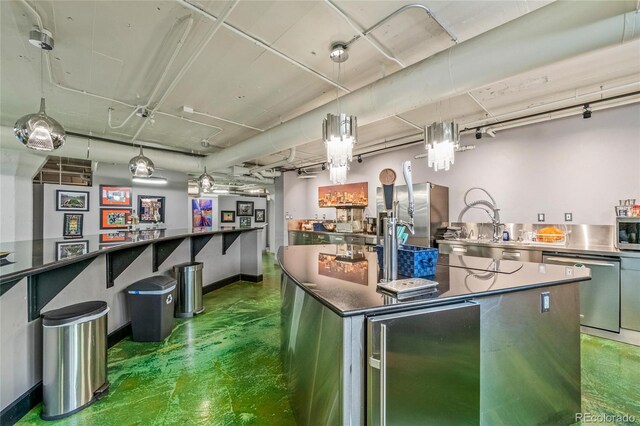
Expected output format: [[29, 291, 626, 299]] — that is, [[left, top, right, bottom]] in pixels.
[[173, 262, 204, 317], [41, 301, 109, 420], [127, 275, 176, 342]]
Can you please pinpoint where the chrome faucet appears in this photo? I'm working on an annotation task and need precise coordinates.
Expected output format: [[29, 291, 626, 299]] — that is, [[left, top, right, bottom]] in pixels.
[[380, 161, 415, 282], [492, 220, 505, 242]]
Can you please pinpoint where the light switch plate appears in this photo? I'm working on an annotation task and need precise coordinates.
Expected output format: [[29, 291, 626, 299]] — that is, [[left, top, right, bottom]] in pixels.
[[565, 212, 573, 222], [541, 291, 551, 313], [537, 213, 545, 222]]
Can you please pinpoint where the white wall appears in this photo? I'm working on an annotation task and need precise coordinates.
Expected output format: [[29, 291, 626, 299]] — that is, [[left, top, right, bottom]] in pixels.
[[284, 103, 640, 226], [0, 150, 46, 241], [42, 163, 189, 238]]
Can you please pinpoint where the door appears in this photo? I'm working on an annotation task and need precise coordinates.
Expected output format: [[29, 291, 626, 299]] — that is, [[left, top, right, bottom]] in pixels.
[[367, 303, 480, 426], [543, 254, 620, 332]]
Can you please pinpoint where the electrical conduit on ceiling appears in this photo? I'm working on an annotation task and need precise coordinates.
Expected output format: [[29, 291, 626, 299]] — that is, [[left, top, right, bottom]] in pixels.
[[199, 1, 640, 172]]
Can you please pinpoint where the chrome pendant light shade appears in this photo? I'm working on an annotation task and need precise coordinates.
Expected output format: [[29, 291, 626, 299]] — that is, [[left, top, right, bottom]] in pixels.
[[198, 167, 215, 192], [14, 98, 65, 152], [425, 121, 459, 171], [128, 146, 155, 177], [323, 112, 357, 167]]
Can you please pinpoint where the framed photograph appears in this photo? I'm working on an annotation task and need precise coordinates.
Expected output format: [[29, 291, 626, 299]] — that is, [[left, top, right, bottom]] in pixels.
[[56, 190, 89, 211], [236, 201, 254, 216], [100, 208, 130, 229], [56, 240, 89, 261], [63, 213, 83, 238], [239, 217, 252, 229], [318, 182, 368, 208], [99, 231, 128, 243], [192, 199, 213, 227], [254, 209, 265, 223], [100, 185, 132, 207], [221, 210, 236, 223], [138, 195, 165, 223]]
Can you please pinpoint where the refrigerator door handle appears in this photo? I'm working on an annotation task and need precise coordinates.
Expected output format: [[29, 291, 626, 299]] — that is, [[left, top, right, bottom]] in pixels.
[[380, 323, 387, 426]]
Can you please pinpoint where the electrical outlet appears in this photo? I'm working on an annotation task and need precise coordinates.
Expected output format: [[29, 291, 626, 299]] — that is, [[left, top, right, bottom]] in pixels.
[[537, 213, 545, 222], [541, 291, 551, 313], [564, 212, 573, 222]]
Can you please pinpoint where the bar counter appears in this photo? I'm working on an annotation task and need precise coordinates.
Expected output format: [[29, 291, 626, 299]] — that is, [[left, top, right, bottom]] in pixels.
[[0, 226, 264, 414], [278, 244, 590, 425]]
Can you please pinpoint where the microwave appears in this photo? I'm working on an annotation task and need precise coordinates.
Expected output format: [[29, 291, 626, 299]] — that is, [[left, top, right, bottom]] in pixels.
[[617, 217, 640, 251]]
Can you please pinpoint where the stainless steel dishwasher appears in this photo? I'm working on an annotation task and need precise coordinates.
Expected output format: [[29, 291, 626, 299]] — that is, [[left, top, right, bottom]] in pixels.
[[543, 253, 620, 332]]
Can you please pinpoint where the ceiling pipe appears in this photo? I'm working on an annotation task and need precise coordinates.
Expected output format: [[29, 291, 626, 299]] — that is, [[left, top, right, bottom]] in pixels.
[[201, 2, 640, 171], [249, 148, 296, 173], [130, 0, 239, 144]]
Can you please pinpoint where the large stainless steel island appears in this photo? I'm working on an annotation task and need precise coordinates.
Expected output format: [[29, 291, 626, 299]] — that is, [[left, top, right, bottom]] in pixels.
[[278, 244, 591, 426]]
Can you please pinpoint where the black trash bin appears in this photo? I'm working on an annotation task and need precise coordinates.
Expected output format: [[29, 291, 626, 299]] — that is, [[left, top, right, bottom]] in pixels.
[[127, 275, 176, 342]]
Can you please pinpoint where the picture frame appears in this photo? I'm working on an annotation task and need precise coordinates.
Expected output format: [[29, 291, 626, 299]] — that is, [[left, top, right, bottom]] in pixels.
[[56, 190, 90, 211], [63, 213, 83, 238], [192, 199, 213, 227], [221, 210, 236, 223], [138, 195, 166, 223], [254, 209, 265, 223], [100, 208, 131, 229], [56, 240, 89, 261], [239, 216, 252, 229], [100, 185, 132, 207], [99, 231, 128, 243], [236, 201, 254, 216]]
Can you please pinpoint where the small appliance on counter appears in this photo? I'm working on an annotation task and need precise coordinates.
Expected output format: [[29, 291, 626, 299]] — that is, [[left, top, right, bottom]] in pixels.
[[335, 206, 365, 233], [617, 217, 640, 251]]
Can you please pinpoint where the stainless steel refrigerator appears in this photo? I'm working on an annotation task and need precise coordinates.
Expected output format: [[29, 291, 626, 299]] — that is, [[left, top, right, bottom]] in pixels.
[[376, 183, 449, 247]]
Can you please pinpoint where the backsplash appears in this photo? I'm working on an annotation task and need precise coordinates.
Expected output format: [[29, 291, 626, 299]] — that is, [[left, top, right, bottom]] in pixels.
[[451, 223, 615, 247]]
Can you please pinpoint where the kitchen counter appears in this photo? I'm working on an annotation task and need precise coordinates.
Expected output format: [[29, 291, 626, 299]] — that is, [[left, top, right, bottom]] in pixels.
[[279, 244, 590, 317], [437, 238, 640, 258], [287, 229, 379, 246], [279, 244, 589, 425]]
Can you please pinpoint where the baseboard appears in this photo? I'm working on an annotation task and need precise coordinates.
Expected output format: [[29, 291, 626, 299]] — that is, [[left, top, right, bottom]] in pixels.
[[107, 322, 132, 348], [240, 274, 263, 283], [203, 274, 241, 294], [0, 383, 42, 426]]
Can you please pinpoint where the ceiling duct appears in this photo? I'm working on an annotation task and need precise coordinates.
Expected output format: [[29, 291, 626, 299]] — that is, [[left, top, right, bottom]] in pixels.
[[202, 1, 640, 172]]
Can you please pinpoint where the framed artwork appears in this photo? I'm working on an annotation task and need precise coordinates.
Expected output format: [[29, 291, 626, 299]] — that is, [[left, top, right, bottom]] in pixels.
[[236, 201, 254, 216], [56, 240, 89, 261], [56, 190, 89, 211], [239, 217, 252, 229], [318, 182, 368, 208], [138, 195, 165, 223], [63, 213, 83, 238], [99, 231, 128, 243], [221, 210, 235, 223], [100, 208, 130, 229], [100, 185, 132, 207], [254, 209, 265, 223], [192, 199, 213, 227]]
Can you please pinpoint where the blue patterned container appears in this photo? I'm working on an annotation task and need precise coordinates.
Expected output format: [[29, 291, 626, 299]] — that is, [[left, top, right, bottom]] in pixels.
[[375, 245, 438, 278]]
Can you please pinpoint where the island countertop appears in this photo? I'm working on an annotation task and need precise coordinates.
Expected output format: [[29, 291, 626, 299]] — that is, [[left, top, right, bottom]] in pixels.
[[278, 244, 591, 317], [0, 226, 264, 285]]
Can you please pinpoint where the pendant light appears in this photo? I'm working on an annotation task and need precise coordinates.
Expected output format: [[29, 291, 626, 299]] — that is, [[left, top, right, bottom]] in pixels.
[[14, 28, 65, 151], [128, 146, 155, 177], [198, 167, 215, 192], [425, 121, 459, 171], [323, 42, 357, 184]]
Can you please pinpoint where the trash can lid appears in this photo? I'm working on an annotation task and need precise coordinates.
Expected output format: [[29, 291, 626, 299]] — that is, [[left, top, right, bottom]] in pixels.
[[173, 261, 203, 272], [127, 275, 176, 293], [42, 301, 109, 327]]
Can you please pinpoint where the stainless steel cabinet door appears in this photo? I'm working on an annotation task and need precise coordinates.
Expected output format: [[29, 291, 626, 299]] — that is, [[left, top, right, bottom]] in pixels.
[[621, 258, 640, 331], [367, 303, 480, 426], [543, 254, 620, 332]]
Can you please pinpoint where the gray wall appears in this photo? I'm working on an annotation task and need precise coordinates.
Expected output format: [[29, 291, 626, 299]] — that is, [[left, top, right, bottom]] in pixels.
[[216, 195, 267, 250], [42, 164, 189, 239], [284, 103, 640, 226]]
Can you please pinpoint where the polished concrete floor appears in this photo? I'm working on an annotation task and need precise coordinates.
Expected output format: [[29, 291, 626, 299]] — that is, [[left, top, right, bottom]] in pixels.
[[18, 253, 640, 425]]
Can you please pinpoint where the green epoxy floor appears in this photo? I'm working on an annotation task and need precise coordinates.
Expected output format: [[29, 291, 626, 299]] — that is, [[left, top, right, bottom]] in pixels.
[[18, 253, 640, 425]]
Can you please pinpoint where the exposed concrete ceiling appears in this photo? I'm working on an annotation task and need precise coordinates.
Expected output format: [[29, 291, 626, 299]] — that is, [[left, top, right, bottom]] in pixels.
[[1, 0, 639, 172]]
